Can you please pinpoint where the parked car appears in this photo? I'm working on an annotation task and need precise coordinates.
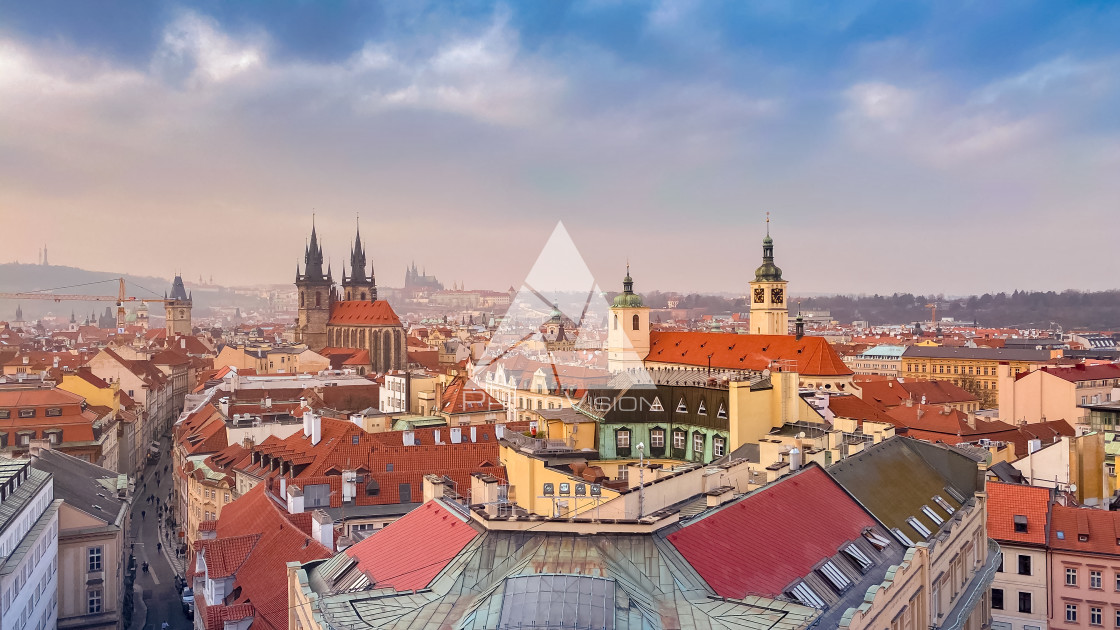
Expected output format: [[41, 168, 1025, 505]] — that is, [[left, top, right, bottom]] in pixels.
[[174, 575, 186, 593], [181, 587, 194, 618]]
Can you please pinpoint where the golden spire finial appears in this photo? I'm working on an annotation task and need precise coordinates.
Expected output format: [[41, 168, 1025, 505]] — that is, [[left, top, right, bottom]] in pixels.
[[766, 211, 770, 236]]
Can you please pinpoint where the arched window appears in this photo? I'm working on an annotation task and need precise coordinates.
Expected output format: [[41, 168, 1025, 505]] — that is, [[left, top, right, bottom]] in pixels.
[[315, 291, 321, 307], [382, 331, 392, 369], [613, 314, 618, 330], [299, 292, 304, 307], [359, 329, 366, 346], [632, 314, 640, 331]]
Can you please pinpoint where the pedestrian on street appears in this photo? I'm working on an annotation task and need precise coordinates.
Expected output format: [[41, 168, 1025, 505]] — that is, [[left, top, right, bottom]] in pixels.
[[157, 542, 162, 552], [141, 510, 145, 520]]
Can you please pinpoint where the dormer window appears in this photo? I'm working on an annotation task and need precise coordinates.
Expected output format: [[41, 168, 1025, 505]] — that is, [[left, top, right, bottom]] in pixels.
[[1079, 533, 1089, 542], [45, 408, 62, 417], [648, 397, 664, 412], [676, 399, 687, 413], [716, 403, 727, 420], [19, 409, 34, 419], [1013, 515, 1028, 533], [697, 400, 707, 415]]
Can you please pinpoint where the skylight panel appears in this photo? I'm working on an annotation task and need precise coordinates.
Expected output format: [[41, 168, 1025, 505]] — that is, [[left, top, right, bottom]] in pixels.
[[906, 517, 932, 539], [817, 561, 851, 592], [789, 582, 826, 609], [921, 505, 944, 525], [863, 530, 892, 550], [843, 544, 873, 573], [891, 527, 915, 547], [932, 495, 955, 514], [944, 486, 967, 503]]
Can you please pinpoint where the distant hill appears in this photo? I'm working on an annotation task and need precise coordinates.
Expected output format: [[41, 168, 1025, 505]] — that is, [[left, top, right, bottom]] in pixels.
[[0, 263, 271, 321]]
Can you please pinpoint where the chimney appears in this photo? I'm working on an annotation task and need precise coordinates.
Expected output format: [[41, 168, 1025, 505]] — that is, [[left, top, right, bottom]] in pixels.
[[470, 426, 477, 443], [28, 438, 51, 457], [423, 474, 447, 502], [450, 427, 462, 444], [310, 510, 334, 550], [904, 397, 913, 407], [303, 410, 312, 437], [263, 397, 272, 410], [286, 485, 304, 514], [181, 338, 186, 350], [230, 369, 240, 391], [789, 447, 802, 471], [471, 473, 501, 517], [403, 430, 415, 446], [311, 413, 322, 446], [219, 397, 230, 417], [241, 436, 254, 450], [965, 413, 977, 430]]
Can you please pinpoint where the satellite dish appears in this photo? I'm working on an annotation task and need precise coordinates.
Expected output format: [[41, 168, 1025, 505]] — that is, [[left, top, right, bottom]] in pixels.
[[761, 368, 771, 378], [1069, 483, 1078, 493]]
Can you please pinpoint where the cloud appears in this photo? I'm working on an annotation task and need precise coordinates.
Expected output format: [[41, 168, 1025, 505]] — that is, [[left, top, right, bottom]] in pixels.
[[152, 11, 265, 86]]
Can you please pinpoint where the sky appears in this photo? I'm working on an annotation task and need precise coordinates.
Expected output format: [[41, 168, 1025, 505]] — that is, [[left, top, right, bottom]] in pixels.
[[1, 1, 1118, 295]]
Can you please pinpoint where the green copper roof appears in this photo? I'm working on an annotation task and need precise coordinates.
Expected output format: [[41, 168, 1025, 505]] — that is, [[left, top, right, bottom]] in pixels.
[[612, 267, 644, 307]]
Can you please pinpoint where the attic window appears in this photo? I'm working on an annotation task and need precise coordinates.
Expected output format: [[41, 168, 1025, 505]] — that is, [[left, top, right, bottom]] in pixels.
[[1056, 531, 1065, 540], [675, 399, 687, 413], [842, 544, 873, 573], [891, 527, 916, 547], [932, 495, 956, 514], [787, 582, 825, 609], [816, 561, 851, 592], [922, 505, 945, 525], [863, 530, 892, 550], [45, 408, 62, 417], [1013, 515, 1028, 533], [649, 397, 664, 412], [716, 403, 727, 420], [906, 517, 932, 539], [351, 435, 359, 445], [697, 400, 707, 415], [1079, 533, 1089, 542]]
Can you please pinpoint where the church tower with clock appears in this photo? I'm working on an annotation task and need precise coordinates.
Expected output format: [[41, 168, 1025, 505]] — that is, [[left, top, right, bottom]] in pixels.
[[749, 218, 789, 335]]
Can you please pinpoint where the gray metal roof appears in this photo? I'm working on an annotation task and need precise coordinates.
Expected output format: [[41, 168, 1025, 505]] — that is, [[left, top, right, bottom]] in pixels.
[[901, 346, 1051, 361], [32, 449, 129, 528], [0, 458, 51, 538]]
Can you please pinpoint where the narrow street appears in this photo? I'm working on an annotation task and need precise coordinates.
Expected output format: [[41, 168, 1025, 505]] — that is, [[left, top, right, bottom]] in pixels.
[[129, 434, 192, 630]]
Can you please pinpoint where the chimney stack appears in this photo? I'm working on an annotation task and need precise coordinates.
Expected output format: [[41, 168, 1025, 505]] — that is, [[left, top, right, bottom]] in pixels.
[[311, 510, 334, 550], [303, 410, 312, 437], [311, 413, 322, 446], [286, 485, 305, 514]]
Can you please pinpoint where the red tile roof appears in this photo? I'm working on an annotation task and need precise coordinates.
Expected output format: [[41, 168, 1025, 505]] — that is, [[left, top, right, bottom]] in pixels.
[[328, 300, 402, 326], [987, 482, 1050, 545], [207, 484, 332, 630], [827, 394, 896, 426], [440, 377, 504, 415], [647, 332, 853, 377], [885, 405, 1018, 445], [858, 378, 978, 409], [1049, 503, 1120, 555], [345, 500, 479, 591], [1037, 363, 1120, 383], [198, 534, 258, 578], [667, 465, 875, 597]]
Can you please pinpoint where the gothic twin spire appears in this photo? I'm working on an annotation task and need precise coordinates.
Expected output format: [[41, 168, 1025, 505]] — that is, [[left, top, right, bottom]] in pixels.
[[297, 217, 377, 300]]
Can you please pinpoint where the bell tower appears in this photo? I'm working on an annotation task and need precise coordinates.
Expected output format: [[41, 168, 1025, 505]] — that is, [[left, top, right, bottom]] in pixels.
[[342, 218, 377, 302], [749, 215, 789, 335], [607, 264, 650, 372], [296, 220, 333, 351]]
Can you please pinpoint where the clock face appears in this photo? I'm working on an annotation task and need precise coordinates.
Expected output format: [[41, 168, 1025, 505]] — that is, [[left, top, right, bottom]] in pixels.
[[770, 288, 784, 305], [753, 287, 765, 303]]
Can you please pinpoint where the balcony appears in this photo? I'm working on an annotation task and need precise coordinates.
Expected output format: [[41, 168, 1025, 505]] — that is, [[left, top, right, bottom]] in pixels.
[[939, 539, 1002, 630]]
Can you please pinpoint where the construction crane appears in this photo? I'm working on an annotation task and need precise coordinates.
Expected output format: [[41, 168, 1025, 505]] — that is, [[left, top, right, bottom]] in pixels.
[[925, 302, 938, 331], [0, 278, 176, 331]]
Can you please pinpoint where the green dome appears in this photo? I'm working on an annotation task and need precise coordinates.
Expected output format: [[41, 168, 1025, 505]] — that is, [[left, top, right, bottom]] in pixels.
[[612, 268, 644, 307], [754, 231, 783, 282]]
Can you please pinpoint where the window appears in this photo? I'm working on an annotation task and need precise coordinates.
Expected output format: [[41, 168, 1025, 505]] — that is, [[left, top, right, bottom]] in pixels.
[[991, 588, 1003, 610], [18, 434, 30, 446], [18, 409, 34, 418], [842, 544, 872, 573], [352, 435, 359, 445], [932, 495, 955, 514], [922, 505, 944, 525], [1091, 606, 1102, 626], [1067, 567, 1079, 586], [45, 408, 61, 417], [816, 561, 851, 592], [1091, 570, 1102, 589], [692, 433, 704, 455], [1014, 515, 1028, 533], [617, 465, 628, 481], [1018, 591, 1031, 614], [398, 483, 411, 503], [616, 430, 630, 449], [632, 314, 640, 331], [891, 527, 915, 546], [87, 589, 102, 614], [649, 397, 664, 412], [87, 546, 102, 572], [906, 516, 931, 539], [716, 403, 727, 420], [650, 429, 664, 449], [697, 400, 706, 415], [672, 431, 686, 449], [788, 582, 825, 609], [224, 493, 230, 503], [0, 410, 8, 419], [676, 399, 687, 413], [1018, 554, 1031, 575], [713, 437, 725, 457]]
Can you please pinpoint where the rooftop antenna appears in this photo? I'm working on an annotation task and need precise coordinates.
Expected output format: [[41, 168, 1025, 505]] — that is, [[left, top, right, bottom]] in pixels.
[[766, 211, 770, 236]]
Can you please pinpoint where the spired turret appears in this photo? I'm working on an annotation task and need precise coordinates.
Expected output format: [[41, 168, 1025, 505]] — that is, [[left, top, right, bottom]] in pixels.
[[342, 219, 377, 301]]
